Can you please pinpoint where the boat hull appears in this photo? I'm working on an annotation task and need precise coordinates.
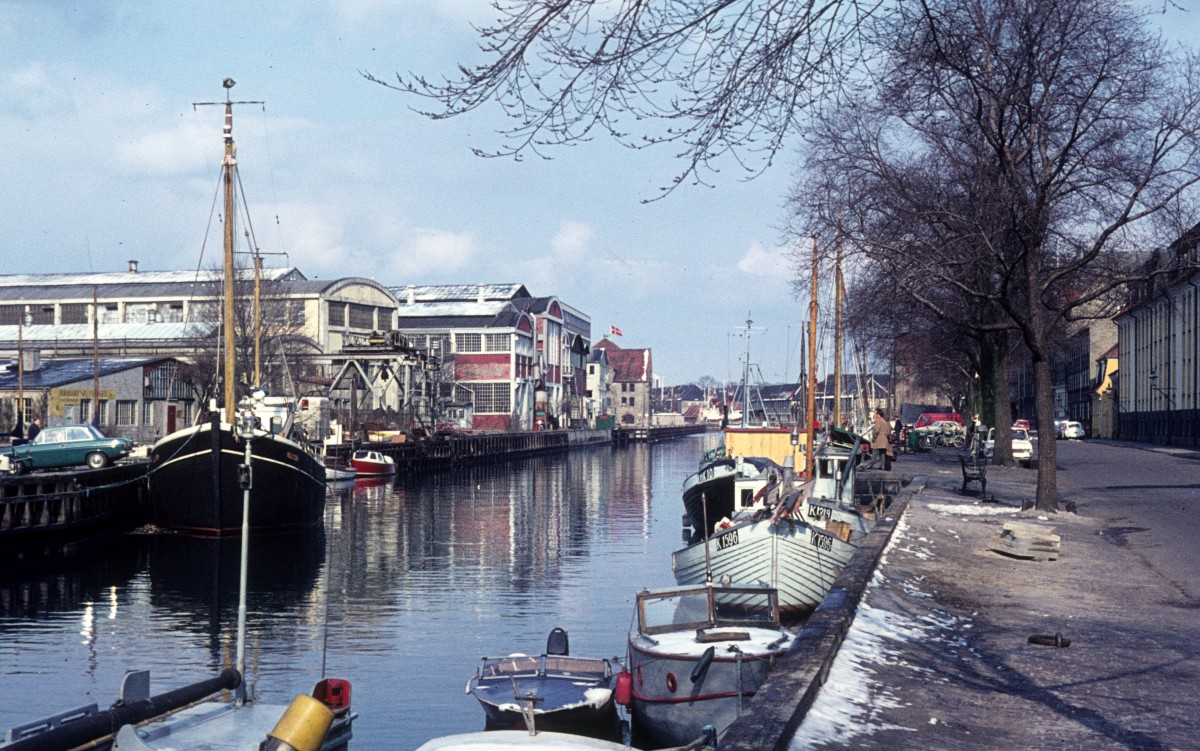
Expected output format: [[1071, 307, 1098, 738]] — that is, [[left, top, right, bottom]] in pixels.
[[671, 516, 858, 622], [350, 450, 396, 477], [627, 637, 777, 748], [147, 421, 325, 537], [468, 655, 617, 735]]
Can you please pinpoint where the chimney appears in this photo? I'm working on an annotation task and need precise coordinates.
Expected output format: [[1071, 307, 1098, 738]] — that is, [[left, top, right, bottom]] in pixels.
[[128, 259, 139, 273], [477, 284, 485, 303], [406, 284, 415, 305], [22, 350, 41, 372]]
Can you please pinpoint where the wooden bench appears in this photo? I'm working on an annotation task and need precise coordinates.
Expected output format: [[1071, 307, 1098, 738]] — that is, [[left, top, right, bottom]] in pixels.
[[959, 454, 987, 496]]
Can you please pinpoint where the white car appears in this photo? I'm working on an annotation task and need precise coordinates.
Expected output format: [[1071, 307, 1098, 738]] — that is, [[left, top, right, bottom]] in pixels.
[[984, 427, 1033, 467], [1060, 421, 1085, 440]]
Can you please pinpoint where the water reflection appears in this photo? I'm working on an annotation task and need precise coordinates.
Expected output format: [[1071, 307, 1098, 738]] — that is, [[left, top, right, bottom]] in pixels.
[[0, 436, 718, 749]]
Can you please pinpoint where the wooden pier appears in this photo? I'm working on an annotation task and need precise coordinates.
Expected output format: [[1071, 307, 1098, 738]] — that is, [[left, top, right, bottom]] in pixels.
[[614, 424, 709, 444], [0, 463, 147, 561], [327, 428, 615, 475]]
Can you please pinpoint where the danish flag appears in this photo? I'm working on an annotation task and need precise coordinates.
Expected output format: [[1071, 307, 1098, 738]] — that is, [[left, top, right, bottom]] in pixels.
[[610, 325, 623, 337]]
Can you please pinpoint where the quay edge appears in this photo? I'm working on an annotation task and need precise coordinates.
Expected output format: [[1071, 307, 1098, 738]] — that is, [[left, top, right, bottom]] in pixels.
[[718, 475, 922, 751]]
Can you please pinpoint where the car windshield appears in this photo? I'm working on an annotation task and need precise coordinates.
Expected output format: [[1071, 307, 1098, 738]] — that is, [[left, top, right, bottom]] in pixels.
[[1012, 428, 1030, 441]]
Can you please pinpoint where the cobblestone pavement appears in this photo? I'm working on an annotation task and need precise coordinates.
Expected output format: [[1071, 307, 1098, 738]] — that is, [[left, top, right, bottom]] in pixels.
[[792, 449, 1200, 751]]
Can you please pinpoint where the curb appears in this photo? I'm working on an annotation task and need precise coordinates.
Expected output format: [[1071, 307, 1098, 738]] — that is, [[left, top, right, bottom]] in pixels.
[[719, 477, 923, 751]]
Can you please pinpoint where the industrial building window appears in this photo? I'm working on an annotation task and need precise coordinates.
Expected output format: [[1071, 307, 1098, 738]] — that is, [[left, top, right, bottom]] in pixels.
[[456, 333, 483, 353], [62, 303, 89, 324], [485, 333, 510, 352], [28, 306, 53, 325], [98, 304, 121, 324], [141, 401, 154, 426], [80, 400, 109, 424], [189, 301, 218, 322], [473, 382, 512, 414], [348, 303, 374, 329], [117, 400, 137, 426], [328, 302, 348, 327], [429, 334, 451, 358]]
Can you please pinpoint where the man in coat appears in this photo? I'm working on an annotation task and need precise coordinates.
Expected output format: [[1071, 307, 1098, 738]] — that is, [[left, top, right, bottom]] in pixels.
[[871, 408, 892, 470]]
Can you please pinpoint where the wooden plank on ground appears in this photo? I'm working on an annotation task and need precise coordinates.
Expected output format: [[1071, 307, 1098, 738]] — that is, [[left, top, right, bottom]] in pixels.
[[989, 521, 1061, 561]]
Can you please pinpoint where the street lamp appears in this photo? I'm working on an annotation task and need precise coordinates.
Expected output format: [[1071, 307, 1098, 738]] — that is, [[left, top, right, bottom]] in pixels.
[[1148, 368, 1176, 444]]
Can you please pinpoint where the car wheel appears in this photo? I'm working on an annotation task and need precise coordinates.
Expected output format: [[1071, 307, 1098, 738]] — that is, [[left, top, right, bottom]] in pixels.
[[86, 452, 108, 469]]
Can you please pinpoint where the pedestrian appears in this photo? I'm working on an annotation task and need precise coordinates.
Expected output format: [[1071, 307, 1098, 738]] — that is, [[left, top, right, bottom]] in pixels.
[[871, 408, 892, 470], [27, 417, 41, 443]]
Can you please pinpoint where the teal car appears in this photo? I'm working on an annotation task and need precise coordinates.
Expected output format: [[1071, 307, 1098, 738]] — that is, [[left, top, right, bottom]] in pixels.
[[5, 424, 133, 473]]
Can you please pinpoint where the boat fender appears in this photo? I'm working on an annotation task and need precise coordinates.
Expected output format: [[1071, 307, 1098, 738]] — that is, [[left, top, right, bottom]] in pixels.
[[261, 694, 334, 751], [615, 670, 632, 706], [691, 646, 716, 684]]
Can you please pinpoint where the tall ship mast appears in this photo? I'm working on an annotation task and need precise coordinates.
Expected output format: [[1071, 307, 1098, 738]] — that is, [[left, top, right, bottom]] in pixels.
[[145, 79, 326, 537]]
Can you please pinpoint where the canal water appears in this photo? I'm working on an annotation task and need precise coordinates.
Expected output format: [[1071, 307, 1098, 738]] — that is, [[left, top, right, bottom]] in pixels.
[[0, 434, 719, 749]]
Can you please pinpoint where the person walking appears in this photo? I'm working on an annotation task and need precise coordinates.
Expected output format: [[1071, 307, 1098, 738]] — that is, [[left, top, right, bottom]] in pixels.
[[871, 409, 892, 470]]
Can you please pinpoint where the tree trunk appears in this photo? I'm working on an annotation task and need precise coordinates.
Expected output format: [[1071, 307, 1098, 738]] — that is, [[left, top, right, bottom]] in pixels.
[[1031, 351, 1059, 511], [987, 333, 1015, 465]]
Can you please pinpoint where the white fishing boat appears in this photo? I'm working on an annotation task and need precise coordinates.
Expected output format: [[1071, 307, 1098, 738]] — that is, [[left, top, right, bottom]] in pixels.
[[622, 584, 792, 748], [670, 500, 858, 623]]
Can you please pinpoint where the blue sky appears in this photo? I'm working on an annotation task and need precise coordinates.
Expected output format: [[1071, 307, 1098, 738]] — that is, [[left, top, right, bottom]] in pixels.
[[3, 2, 1194, 386], [0, 1, 804, 386]]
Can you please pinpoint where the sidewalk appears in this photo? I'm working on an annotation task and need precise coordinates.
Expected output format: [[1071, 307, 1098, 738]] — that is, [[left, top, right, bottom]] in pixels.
[[787, 450, 1200, 750]]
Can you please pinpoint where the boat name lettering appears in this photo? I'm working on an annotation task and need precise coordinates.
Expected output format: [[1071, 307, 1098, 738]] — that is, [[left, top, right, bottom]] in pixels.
[[807, 505, 832, 520], [809, 530, 833, 551], [716, 529, 739, 550]]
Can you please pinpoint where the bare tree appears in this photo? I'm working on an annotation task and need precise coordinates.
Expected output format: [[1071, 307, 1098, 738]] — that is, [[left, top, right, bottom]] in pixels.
[[798, 0, 1200, 508], [185, 266, 320, 412], [364, 1, 882, 194]]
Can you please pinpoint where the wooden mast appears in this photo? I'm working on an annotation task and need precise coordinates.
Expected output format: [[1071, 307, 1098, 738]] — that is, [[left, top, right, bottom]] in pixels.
[[833, 213, 843, 428], [221, 81, 238, 418], [16, 306, 24, 430], [93, 285, 100, 425], [806, 236, 819, 478], [253, 253, 262, 388]]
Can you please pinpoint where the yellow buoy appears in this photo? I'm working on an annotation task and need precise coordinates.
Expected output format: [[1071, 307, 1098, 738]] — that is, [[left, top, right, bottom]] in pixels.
[[262, 694, 335, 751]]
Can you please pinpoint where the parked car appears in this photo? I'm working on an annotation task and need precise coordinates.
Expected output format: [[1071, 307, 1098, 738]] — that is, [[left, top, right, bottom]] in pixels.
[[1060, 421, 1085, 440], [1053, 418, 1068, 438], [2, 424, 133, 474], [1012, 419, 1031, 431], [984, 427, 1033, 467], [914, 412, 963, 429]]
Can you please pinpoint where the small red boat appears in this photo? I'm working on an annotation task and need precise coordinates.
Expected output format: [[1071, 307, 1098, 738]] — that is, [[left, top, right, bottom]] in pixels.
[[350, 449, 396, 477]]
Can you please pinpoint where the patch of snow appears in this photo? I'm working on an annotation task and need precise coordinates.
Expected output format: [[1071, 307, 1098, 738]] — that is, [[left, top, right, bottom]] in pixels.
[[928, 503, 1019, 516], [788, 507, 977, 749]]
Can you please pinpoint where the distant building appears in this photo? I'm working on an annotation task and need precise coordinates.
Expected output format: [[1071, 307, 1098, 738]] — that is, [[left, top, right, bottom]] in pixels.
[[0, 264, 406, 421], [1091, 344, 1119, 439], [593, 338, 652, 427], [0, 355, 193, 443], [585, 348, 611, 426], [389, 283, 593, 431], [1114, 225, 1200, 445]]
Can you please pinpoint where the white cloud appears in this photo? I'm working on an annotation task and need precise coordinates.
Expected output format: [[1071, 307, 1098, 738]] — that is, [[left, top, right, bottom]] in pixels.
[[390, 227, 479, 277], [551, 220, 595, 263], [736, 241, 791, 278]]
